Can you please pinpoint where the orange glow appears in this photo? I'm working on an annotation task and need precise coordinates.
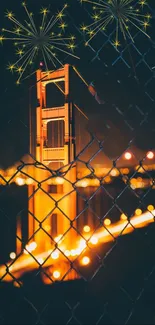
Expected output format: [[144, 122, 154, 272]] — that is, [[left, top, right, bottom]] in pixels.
[[10, 252, 16, 260], [104, 218, 111, 226], [95, 215, 151, 246], [104, 176, 111, 183], [53, 270, 61, 279], [83, 225, 90, 233], [81, 256, 90, 266], [1, 166, 155, 188], [124, 152, 132, 160], [146, 151, 154, 159], [122, 168, 129, 175]]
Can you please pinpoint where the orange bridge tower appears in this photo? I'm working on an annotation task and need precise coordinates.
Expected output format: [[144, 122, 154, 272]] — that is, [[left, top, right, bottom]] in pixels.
[[28, 64, 77, 253]]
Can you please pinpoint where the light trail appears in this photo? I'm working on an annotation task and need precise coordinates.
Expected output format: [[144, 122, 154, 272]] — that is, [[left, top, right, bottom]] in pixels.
[[93, 209, 155, 244], [0, 209, 154, 282]]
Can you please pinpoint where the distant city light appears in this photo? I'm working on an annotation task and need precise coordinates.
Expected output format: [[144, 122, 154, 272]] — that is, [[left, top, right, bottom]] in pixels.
[[70, 249, 76, 256], [64, 250, 70, 257], [104, 176, 111, 183], [29, 242, 37, 251], [53, 270, 61, 279], [51, 250, 59, 260], [124, 152, 132, 160], [90, 236, 98, 245], [81, 256, 90, 266], [15, 177, 25, 186], [13, 281, 23, 288], [122, 168, 130, 175], [110, 168, 119, 177], [37, 258, 44, 265], [10, 252, 16, 260], [83, 225, 90, 233], [146, 151, 154, 160]]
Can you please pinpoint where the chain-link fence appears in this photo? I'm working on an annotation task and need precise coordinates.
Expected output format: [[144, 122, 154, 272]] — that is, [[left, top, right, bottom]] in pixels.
[[0, 0, 155, 324]]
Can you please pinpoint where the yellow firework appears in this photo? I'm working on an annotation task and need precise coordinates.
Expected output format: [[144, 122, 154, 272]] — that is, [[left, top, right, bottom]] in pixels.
[[0, 2, 79, 84], [80, 0, 151, 48]]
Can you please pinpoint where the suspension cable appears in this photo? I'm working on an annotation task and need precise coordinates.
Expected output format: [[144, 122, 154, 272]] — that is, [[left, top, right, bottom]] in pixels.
[[72, 65, 89, 87]]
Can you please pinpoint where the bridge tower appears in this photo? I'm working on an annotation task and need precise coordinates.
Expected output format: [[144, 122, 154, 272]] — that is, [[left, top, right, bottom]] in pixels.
[[28, 64, 77, 253]]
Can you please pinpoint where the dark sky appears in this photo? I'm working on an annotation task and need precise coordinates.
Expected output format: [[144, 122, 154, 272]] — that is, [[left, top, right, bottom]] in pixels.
[[0, 0, 155, 167]]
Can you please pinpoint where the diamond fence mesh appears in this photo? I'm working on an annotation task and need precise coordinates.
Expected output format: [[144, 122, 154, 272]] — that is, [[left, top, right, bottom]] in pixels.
[[0, 0, 155, 324]]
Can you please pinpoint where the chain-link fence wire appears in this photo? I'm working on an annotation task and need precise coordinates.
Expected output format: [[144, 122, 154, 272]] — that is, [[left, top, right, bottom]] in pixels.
[[0, 0, 155, 324]]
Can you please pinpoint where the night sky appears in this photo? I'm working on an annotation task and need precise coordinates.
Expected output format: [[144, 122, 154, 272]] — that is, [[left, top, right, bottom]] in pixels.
[[0, 0, 155, 168]]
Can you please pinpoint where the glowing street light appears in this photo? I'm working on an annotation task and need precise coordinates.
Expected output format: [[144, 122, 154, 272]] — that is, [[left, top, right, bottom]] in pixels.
[[15, 177, 25, 186], [104, 219, 111, 226], [146, 151, 154, 160], [70, 249, 76, 256], [53, 270, 61, 279], [51, 250, 59, 260], [147, 205, 154, 211], [83, 225, 90, 233], [124, 152, 132, 160], [81, 256, 90, 266], [10, 252, 16, 260], [135, 209, 142, 216]]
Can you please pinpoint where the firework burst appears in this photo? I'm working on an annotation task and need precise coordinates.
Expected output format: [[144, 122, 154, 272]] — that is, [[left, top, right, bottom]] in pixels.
[[0, 2, 79, 84], [80, 0, 151, 48]]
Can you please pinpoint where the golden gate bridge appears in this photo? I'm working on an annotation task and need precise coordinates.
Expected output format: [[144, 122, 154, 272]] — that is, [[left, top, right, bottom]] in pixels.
[[0, 64, 155, 285]]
